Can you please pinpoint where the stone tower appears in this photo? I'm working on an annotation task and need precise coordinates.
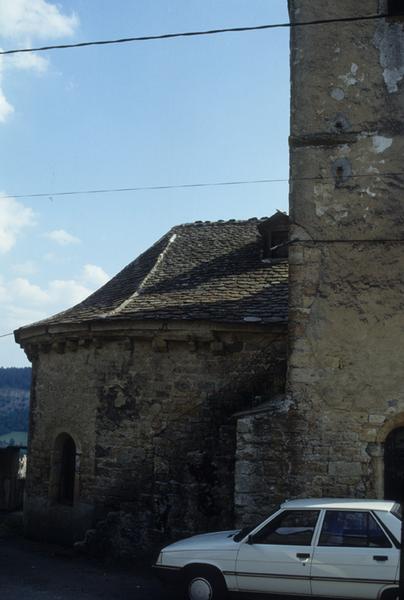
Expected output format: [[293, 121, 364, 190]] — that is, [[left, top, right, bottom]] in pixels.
[[288, 1, 404, 499]]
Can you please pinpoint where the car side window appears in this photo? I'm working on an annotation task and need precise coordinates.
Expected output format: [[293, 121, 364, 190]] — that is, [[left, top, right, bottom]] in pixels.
[[252, 510, 320, 546], [318, 511, 392, 548]]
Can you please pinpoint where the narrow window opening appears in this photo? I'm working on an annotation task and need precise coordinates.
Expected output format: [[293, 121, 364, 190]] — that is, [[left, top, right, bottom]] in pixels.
[[335, 165, 344, 186], [58, 436, 76, 505]]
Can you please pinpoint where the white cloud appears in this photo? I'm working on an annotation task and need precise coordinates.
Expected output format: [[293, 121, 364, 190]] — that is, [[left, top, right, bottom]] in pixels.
[[0, 0, 79, 122], [0, 0, 78, 40], [1, 274, 92, 313], [48, 279, 91, 305], [0, 258, 109, 352], [8, 52, 49, 73], [10, 277, 49, 305], [11, 260, 38, 276], [0, 278, 7, 302], [0, 86, 13, 121], [45, 229, 80, 246], [82, 264, 110, 287], [0, 194, 36, 252]]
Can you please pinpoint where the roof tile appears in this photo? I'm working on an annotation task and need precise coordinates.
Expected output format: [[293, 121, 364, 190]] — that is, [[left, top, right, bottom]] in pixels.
[[17, 218, 288, 332]]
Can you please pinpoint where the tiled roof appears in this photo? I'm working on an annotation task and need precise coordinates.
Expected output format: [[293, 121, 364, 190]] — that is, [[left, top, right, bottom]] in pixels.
[[17, 218, 288, 332]]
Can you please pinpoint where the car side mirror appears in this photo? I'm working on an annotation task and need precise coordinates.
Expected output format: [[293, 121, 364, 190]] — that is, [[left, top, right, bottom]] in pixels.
[[246, 534, 254, 545]]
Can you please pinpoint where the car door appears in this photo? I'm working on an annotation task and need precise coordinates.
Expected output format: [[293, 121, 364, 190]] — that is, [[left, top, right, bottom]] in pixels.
[[235, 509, 320, 596], [311, 510, 399, 599]]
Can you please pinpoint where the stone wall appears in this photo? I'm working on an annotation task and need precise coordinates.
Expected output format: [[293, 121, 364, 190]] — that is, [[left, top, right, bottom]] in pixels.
[[234, 396, 298, 528], [23, 321, 286, 551], [24, 346, 99, 544], [287, 1, 404, 500]]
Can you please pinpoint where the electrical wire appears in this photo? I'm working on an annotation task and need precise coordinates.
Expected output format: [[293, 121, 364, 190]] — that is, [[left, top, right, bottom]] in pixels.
[[0, 14, 389, 57], [2, 171, 403, 201], [0, 333, 14, 338]]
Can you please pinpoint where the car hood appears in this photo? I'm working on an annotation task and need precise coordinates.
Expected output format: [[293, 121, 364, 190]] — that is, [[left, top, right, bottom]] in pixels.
[[163, 530, 240, 552]]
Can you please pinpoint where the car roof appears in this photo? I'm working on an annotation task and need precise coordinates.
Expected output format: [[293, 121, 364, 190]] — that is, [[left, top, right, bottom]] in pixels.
[[280, 498, 396, 512]]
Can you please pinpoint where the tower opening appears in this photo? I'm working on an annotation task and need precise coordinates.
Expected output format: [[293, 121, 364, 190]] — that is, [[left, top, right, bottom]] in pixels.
[[384, 427, 404, 501]]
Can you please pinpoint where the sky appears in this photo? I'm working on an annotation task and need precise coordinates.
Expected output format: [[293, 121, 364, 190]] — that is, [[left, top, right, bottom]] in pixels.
[[0, 0, 290, 367]]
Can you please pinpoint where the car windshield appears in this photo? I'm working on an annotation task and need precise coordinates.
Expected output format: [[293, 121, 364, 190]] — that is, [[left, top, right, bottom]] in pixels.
[[233, 525, 257, 542], [233, 507, 280, 542], [391, 503, 402, 521]]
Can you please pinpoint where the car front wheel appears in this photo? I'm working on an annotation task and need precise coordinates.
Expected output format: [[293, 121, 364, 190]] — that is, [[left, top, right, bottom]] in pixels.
[[380, 589, 399, 600], [183, 567, 227, 600]]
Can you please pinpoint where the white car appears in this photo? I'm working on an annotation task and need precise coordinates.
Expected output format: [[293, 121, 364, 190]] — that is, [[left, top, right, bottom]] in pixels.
[[154, 498, 401, 600]]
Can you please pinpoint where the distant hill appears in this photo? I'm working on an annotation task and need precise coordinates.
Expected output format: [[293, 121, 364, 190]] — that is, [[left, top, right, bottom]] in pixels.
[[0, 431, 28, 447], [0, 367, 31, 441], [0, 367, 31, 389]]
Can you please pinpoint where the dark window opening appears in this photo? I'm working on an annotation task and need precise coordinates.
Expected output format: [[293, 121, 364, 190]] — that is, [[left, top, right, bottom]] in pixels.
[[262, 230, 289, 260], [258, 213, 289, 261], [387, 0, 404, 17], [50, 433, 77, 506], [385, 427, 404, 501], [270, 231, 289, 259]]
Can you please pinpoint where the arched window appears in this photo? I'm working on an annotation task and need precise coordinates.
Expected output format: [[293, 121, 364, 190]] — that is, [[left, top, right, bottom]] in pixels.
[[50, 433, 77, 506], [384, 427, 404, 501]]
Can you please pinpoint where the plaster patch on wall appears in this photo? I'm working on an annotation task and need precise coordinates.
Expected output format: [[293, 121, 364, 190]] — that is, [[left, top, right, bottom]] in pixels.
[[372, 136, 393, 154], [361, 188, 376, 198], [339, 63, 359, 87], [331, 88, 345, 101], [357, 131, 377, 141], [374, 23, 404, 93], [293, 48, 303, 66], [313, 184, 329, 217], [334, 206, 348, 220], [277, 393, 296, 414], [336, 144, 351, 157], [314, 202, 327, 218], [313, 185, 348, 221]]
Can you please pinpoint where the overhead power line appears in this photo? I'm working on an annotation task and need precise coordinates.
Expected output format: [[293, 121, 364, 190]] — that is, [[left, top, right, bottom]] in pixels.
[[2, 171, 403, 201], [0, 333, 14, 339], [0, 14, 388, 56]]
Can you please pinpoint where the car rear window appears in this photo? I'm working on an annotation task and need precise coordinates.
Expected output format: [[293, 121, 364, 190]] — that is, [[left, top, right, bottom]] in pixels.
[[319, 511, 392, 548]]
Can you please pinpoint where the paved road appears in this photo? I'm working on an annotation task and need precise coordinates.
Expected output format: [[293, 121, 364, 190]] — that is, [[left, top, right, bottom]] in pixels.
[[0, 536, 166, 600], [0, 534, 336, 600]]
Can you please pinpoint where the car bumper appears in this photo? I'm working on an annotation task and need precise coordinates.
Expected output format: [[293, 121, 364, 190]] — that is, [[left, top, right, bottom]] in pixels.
[[152, 564, 182, 585]]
